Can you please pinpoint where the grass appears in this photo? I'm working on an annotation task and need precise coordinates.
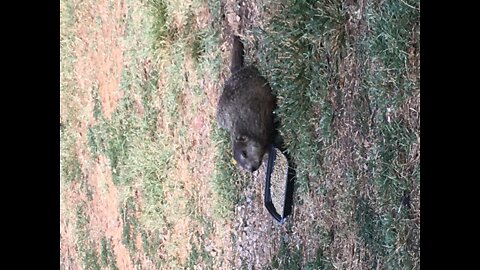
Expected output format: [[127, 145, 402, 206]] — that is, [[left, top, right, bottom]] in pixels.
[[186, 242, 215, 270], [269, 238, 302, 270], [60, 0, 84, 185], [62, 0, 240, 267], [74, 203, 104, 270], [211, 124, 250, 218], [147, 0, 240, 220], [355, 1, 420, 268], [247, 0, 419, 268], [120, 196, 140, 253], [82, 0, 179, 264], [61, 0, 419, 268], [267, 237, 332, 270], [60, 126, 83, 184], [140, 229, 165, 269], [100, 236, 118, 269], [251, 0, 348, 192], [60, 0, 77, 100], [73, 204, 119, 270]]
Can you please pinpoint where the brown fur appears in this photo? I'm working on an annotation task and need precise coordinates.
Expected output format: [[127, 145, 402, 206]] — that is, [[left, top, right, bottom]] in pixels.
[[217, 36, 275, 172]]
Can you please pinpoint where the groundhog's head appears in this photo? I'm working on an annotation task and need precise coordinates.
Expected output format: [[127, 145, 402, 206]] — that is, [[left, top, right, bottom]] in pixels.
[[232, 134, 266, 172]]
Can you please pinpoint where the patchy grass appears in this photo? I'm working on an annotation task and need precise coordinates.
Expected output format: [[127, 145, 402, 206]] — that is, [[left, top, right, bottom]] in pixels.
[[119, 196, 139, 253], [100, 236, 119, 270], [62, 0, 241, 267], [269, 238, 302, 270], [60, 127, 83, 184], [251, 0, 348, 192], [354, 0, 420, 268], [186, 241, 215, 270], [61, 0, 419, 268], [266, 237, 332, 270], [74, 203, 102, 270], [211, 124, 250, 218], [140, 229, 164, 269], [60, 0, 77, 102], [60, 0, 84, 185], [147, 0, 241, 221], [245, 0, 419, 268]]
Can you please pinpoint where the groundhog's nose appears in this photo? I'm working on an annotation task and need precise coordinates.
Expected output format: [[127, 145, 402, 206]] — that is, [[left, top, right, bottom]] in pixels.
[[250, 164, 259, 172]]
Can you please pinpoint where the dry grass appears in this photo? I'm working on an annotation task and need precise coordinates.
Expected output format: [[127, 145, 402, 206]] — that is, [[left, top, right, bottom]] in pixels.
[[61, 0, 241, 268]]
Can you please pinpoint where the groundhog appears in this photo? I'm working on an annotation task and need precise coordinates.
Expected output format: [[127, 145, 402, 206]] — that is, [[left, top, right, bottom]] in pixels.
[[216, 35, 275, 172]]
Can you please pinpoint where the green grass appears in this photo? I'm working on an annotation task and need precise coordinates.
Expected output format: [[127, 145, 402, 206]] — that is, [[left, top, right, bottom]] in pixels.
[[60, 0, 83, 185], [99, 237, 110, 268], [248, 0, 419, 268], [60, 0, 77, 97], [355, 1, 420, 268], [146, 0, 237, 221], [211, 124, 250, 218], [267, 237, 333, 270], [269, 239, 302, 270], [264, 221, 333, 270], [74, 203, 103, 270], [303, 248, 333, 270], [120, 196, 140, 253], [60, 127, 83, 184], [141, 229, 166, 269], [252, 0, 348, 192], [186, 242, 215, 270], [82, 0, 175, 225], [60, 1, 109, 268]]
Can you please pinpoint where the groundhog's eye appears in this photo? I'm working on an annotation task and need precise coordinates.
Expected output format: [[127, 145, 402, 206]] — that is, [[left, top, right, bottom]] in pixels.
[[241, 151, 247, 158]]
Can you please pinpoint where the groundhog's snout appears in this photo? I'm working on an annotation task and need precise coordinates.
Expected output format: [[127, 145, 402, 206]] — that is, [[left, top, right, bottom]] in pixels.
[[248, 162, 261, 173], [235, 153, 261, 172], [233, 139, 266, 173]]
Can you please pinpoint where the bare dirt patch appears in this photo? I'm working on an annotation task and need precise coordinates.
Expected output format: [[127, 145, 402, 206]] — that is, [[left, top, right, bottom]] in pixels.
[[60, 0, 139, 269], [73, 0, 125, 120], [87, 155, 135, 270]]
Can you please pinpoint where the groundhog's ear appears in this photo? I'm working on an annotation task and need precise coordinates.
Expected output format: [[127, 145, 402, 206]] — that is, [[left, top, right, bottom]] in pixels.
[[235, 135, 248, 142]]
